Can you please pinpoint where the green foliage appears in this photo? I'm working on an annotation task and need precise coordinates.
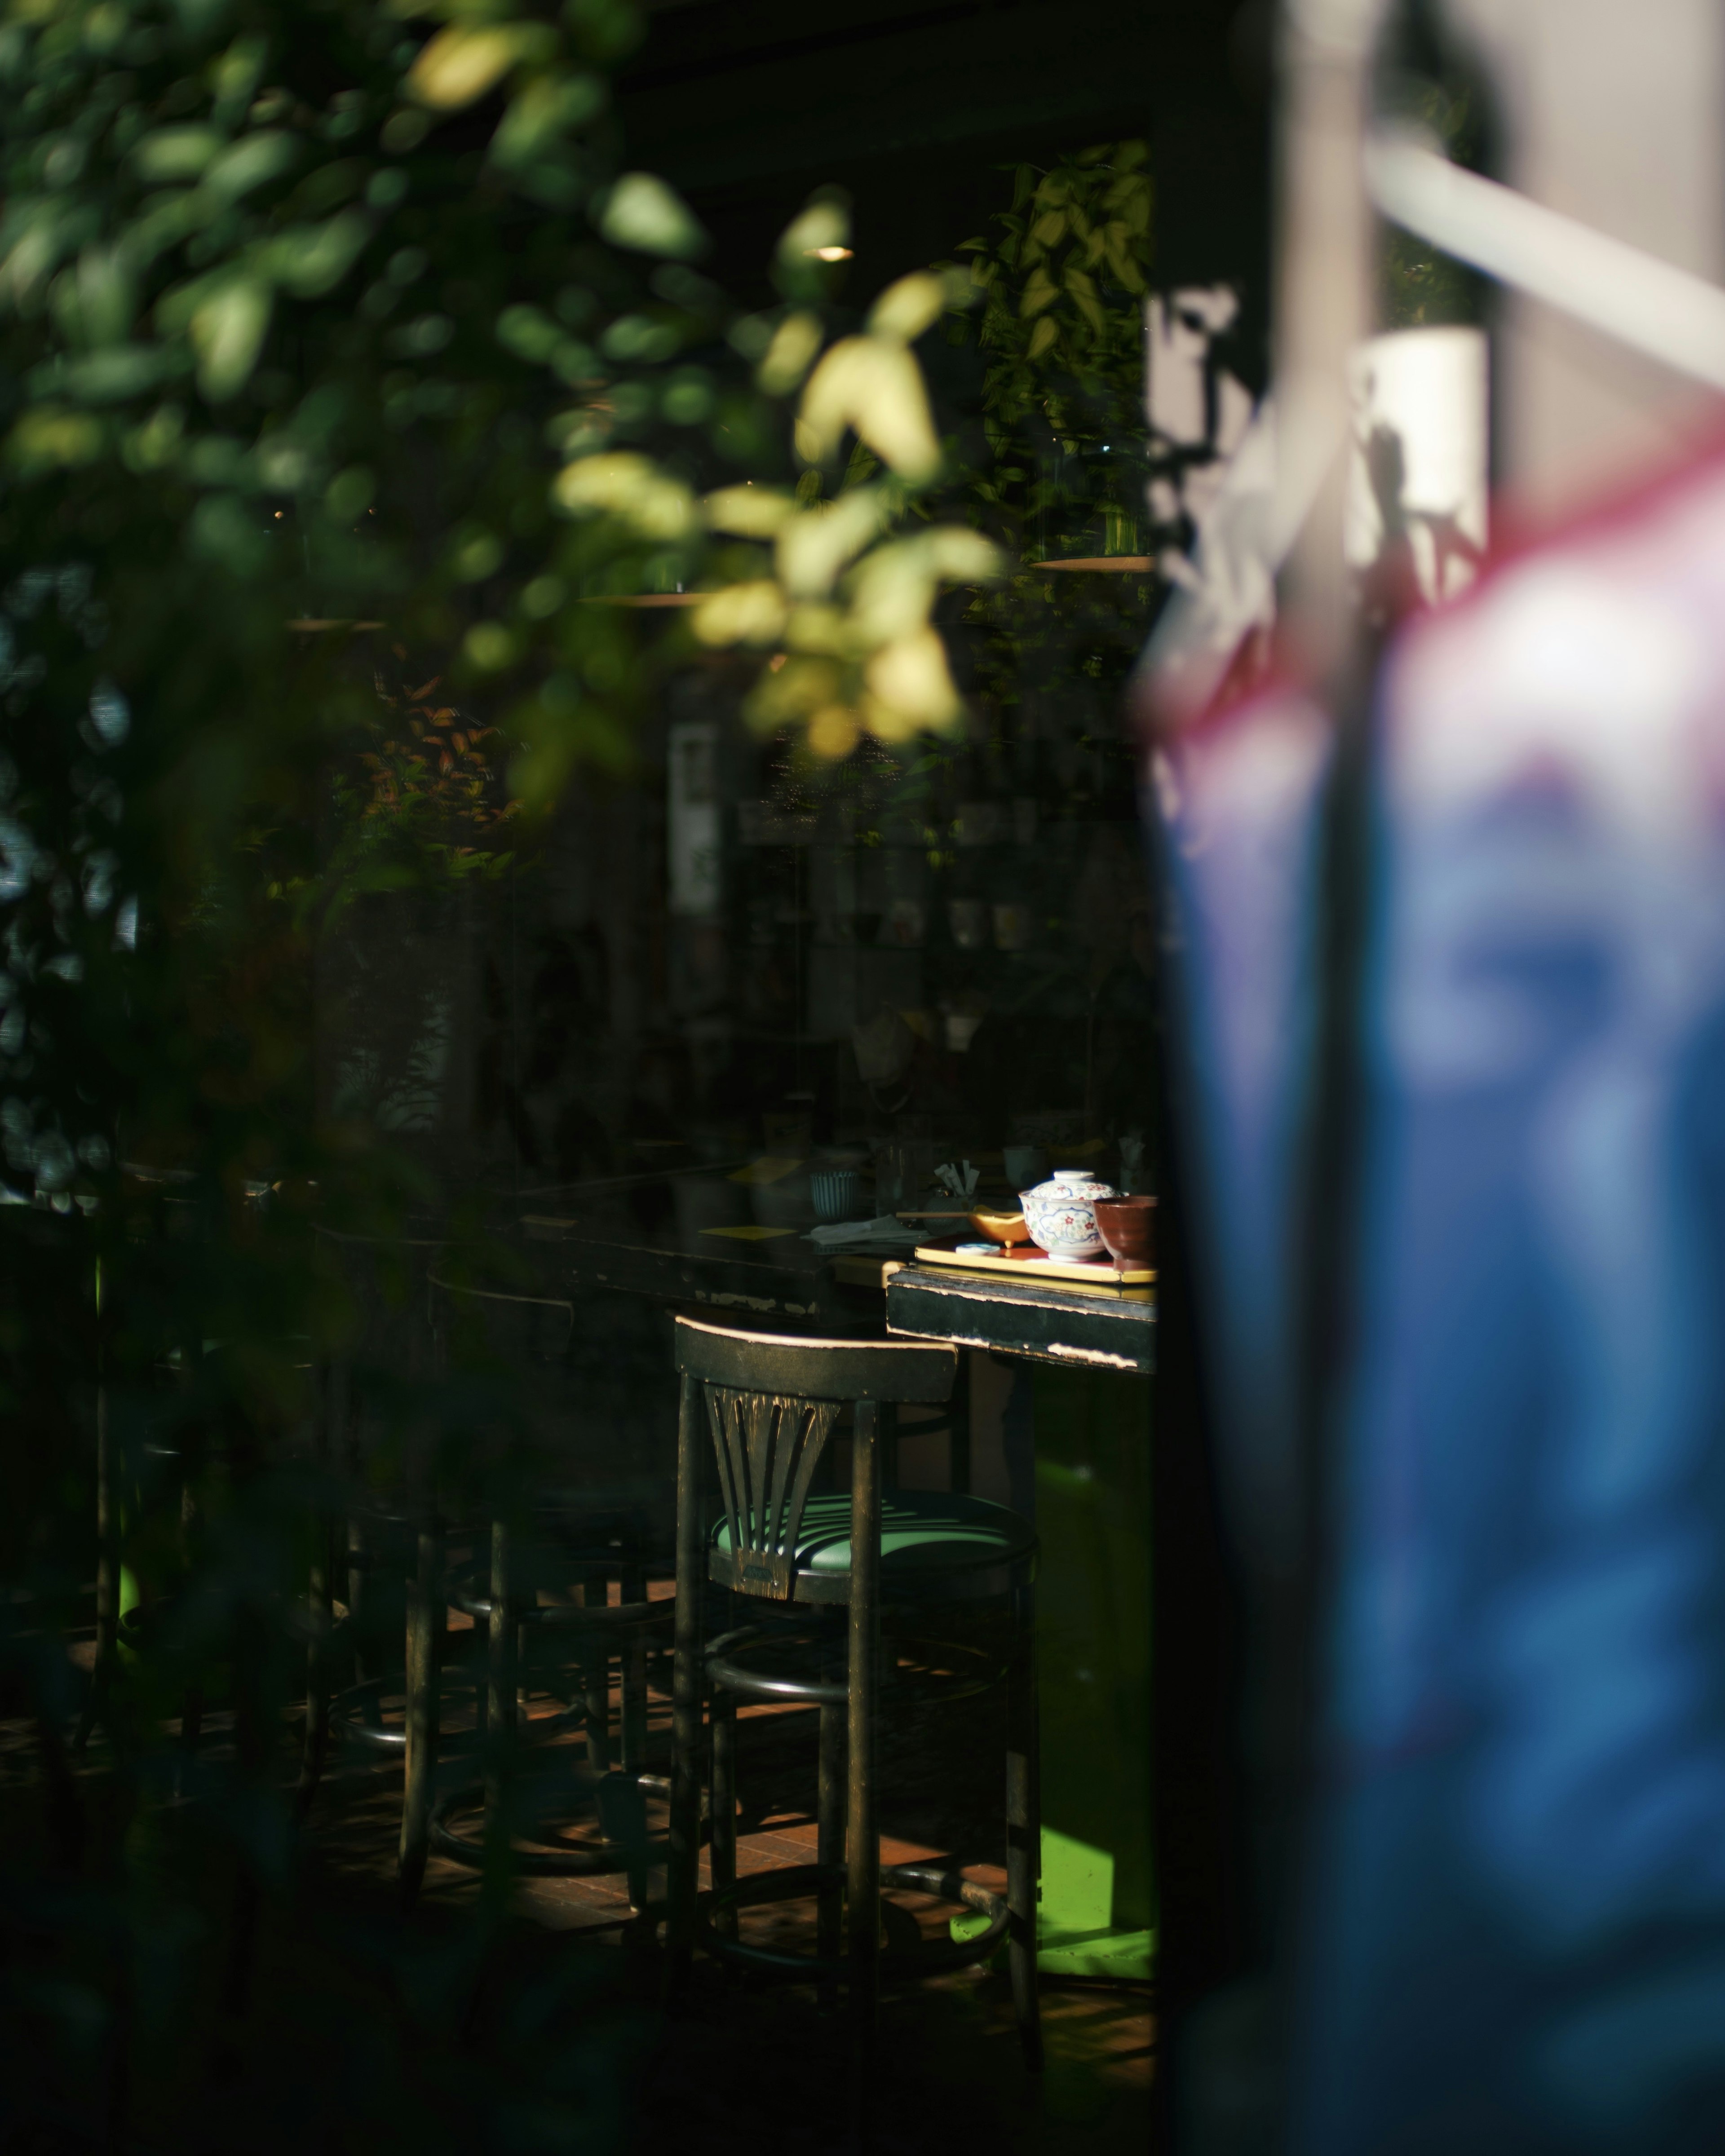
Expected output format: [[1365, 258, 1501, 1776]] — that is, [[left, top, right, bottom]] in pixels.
[[957, 140, 1153, 452], [326, 656, 522, 903], [0, 0, 728, 1218], [0, 4, 704, 2144], [943, 143, 1158, 764], [677, 236, 1003, 762]]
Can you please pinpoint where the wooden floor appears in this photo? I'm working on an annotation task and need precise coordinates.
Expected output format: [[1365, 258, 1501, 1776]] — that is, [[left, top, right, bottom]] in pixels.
[[301, 1592, 1154, 2156], [9, 1605, 1153, 2156]]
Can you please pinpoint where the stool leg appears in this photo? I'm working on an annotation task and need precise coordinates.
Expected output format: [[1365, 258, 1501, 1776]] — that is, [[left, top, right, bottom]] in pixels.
[[295, 1502, 331, 1823], [296, 1375, 337, 1823], [817, 1692, 845, 2004], [398, 1521, 442, 1905], [710, 1685, 737, 1943], [848, 1396, 883, 2125], [622, 1556, 649, 1912], [177, 1479, 203, 1794], [583, 1575, 611, 1774], [346, 1516, 369, 1685], [668, 1373, 706, 1994], [75, 1379, 115, 1754], [949, 1354, 972, 1495], [486, 1519, 515, 1851], [1007, 1578, 1043, 2071]]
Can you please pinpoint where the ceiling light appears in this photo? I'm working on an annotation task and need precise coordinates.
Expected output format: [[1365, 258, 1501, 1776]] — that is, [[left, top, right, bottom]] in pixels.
[[805, 245, 854, 262]]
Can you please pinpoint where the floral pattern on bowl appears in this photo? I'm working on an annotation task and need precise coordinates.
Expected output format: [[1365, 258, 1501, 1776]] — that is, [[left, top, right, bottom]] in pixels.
[[1018, 1168, 1119, 1262]]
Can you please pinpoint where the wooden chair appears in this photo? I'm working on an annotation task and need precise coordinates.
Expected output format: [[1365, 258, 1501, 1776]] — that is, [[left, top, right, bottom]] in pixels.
[[665, 1317, 1042, 2071]]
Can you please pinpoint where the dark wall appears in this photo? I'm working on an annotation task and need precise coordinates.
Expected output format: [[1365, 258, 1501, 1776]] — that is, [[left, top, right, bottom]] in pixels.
[[616, 0, 1270, 313]]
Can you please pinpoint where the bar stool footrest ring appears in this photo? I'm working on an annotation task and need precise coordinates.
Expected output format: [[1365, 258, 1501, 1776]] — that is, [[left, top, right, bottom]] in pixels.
[[693, 1861, 1010, 1980], [429, 1769, 673, 1878]]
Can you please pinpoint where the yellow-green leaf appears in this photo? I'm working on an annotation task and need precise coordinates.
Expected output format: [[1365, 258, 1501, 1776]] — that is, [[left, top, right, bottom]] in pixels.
[[129, 126, 222, 184], [490, 71, 606, 167], [1063, 265, 1105, 336], [703, 483, 794, 538], [777, 196, 849, 270], [262, 211, 372, 299], [865, 628, 960, 729], [755, 310, 823, 395], [598, 172, 706, 260], [201, 129, 299, 202], [775, 484, 891, 597], [744, 654, 842, 732], [691, 579, 786, 648], [7, 404, 103, 470], [865, 271, 946, 345], [408, 24, 528, 111], [553, 451, 695, 539], [796, 338, 940, 485], [190, 278, 272, 400]]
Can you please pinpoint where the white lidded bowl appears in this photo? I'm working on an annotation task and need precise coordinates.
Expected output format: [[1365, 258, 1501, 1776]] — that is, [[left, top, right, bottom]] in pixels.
[[1018, 1167, 1119, 1262]]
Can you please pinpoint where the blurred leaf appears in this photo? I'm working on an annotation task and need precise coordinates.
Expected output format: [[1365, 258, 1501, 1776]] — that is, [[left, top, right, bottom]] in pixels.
[[202, 130, 300, 203], [796, 337, 940, 482], [490, 71, 606, 168], [863, 626, 961, 730], [755, 309, 823, 394], [690, 579, 785, 646], [743, 653, 841, 731], [597, 172, 706, 260], [260, 212, 372, 299], [408, 23, 544, 110], [865, 271, 947, 344], [775, 484, 891, 597], [190, 278, 272, 400], [553, 451, 695, 538], [776, 192, 850, 288], [6, 404, 103, 469], [129, 126, 223, 184], [703, 483, 794, 538]]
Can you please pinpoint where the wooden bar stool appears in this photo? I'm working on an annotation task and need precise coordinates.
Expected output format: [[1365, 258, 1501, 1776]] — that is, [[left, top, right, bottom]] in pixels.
[[311, 1247, 674, 1907], [665, 1317, 1042, 2071], [392, 1272, 671, 1905]]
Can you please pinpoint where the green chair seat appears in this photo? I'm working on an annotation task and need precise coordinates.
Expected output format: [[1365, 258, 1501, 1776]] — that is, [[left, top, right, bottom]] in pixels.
[[713, 1488, 1034, 1582]]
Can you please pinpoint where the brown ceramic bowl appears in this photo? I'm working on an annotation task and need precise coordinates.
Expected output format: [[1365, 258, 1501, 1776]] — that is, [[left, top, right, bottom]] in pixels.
[[1092, 1195, 1156, 1268], [969, 1204, 1031, 1246]]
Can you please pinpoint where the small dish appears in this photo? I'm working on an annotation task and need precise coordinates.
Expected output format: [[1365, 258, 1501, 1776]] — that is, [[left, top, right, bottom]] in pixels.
[[969, 1204, 1030, 1246]]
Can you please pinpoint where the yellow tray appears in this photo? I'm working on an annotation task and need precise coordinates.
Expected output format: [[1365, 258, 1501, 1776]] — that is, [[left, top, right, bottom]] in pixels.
[[911, 1239, 1154, 1298]]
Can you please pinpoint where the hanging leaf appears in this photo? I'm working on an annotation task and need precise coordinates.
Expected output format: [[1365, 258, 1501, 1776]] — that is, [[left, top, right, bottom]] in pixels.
[[795, 339, 940, 484], [190, 278, 272, 400], [755, 310, 823, 394], [1020, 270, 1058, 319], [597, 171, 707, 259], [553, 451, 695, 537], [491, 72, 607, 168], [408, 24, 539, 110], [1063, 265, 1105, 338], [865, 271, 946, 345]]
